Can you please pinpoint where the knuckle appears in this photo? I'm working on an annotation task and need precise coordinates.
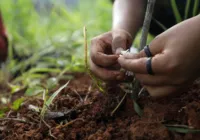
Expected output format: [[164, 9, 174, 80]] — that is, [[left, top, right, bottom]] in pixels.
[[91, 37, 98, 46], [89, 60, 95, 72], [165, 58, 178, 73], [90, 52, 97, 62]]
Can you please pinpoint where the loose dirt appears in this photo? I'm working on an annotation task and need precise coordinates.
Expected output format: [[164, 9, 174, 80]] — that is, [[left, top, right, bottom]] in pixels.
[[0, 73, 200, 140]]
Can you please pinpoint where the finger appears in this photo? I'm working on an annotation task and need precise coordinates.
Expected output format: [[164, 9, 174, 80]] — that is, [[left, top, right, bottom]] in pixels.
[[118, 53, 168, 74], [91, 52, 119, 67], [144, 85, 179, 97], [91, 32, 119, 67], [89, 59, 124, 81], [135, 74, 170, 86], [137, 35, 165, 58], [112, 29, 133, 54], [118, 56, 148, 74]]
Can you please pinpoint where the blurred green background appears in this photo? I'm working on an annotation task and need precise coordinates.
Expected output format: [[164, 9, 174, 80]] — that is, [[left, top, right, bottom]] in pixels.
[[0, 0, 113, 85], [0, 0, 150, 114], [0, 0, 115, 115]]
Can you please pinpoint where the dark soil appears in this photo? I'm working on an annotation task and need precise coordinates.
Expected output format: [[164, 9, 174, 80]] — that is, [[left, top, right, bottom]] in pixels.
[[1, 73, 200, 140]]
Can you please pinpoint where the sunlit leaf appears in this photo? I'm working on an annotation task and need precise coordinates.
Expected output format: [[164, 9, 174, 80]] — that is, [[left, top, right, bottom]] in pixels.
[[46, 77, 58, 90], [25, 86, 44, 96], [7, 83, 22, 94], [40, 81, 70, 118], [11, 97, 25, 111]]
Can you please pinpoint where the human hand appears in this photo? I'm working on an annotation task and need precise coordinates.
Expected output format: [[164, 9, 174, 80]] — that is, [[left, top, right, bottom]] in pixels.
[[90, 29, 132, 81], [118, 15, 200, 97]]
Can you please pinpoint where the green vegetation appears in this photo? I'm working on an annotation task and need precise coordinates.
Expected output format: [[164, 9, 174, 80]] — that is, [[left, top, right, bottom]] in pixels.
[[0, 0, 113, 117]]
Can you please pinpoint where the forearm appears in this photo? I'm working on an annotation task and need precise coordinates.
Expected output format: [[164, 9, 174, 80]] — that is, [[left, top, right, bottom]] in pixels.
[[112, 0, 146, 39]]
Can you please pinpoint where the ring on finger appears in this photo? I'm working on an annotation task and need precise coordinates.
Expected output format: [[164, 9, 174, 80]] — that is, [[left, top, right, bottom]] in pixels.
[[146, 57, 154, 75], [144, 45, 152, 57]]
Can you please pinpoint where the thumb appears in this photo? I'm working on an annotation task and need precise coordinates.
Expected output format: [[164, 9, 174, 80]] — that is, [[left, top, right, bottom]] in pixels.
[[112, 29, 133, 55]]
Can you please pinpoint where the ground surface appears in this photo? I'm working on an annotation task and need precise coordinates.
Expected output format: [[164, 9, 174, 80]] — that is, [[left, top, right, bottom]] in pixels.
[[0, 73, 200, 140]]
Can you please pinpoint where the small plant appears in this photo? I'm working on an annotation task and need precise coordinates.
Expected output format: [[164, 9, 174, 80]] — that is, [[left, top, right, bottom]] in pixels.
[[83, 26, 106, 94], [40, 81, 70, 119]]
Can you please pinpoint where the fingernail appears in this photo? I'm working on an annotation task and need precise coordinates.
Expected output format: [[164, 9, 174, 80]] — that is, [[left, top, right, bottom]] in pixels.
[[116, 48, 124, 55]]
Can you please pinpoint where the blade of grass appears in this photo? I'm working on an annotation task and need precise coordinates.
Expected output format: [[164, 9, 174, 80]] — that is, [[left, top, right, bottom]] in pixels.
[[40, 81, 70, 118], [166, 124, 200, 133], [111, 92, 127, 116], [83, 26, 106, 94], [170, 0, 182, 23], [184, 0, 191, 19], [83, 26, 88, 69], [134, 101, 143, 117], [152, 18, 167, 31], [193, 0, 199, 16]]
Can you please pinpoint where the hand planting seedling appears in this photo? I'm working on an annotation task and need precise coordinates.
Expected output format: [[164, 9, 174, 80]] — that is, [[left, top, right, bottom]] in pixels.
[[1, 0, 200, 139]]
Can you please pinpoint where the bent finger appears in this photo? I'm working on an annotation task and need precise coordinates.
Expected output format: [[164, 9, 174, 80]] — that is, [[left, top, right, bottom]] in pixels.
[[144, 85, 179, 97], [139, 35, 165, 57], [91, 52, 119, 67], [112, 29, 133, 54], [118, 53, 168, 74], [89, 59, 124, 81], [135, 74, 170, 86]]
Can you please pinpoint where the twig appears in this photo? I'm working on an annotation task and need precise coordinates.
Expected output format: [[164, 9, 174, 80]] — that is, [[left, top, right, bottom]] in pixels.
[[0, 118, 31, 124], [83, 26, 88, 69], [140, 0, 157, 50], [84, 85, 91, 102], [41, 118, 51, 128], [111, 92, 128, 116], [74, 90, 84, 103], [56, 118, 84, 129], [49, 128, 57, 140], [133, 0, 156, 97], [138, 87, 145, 97], [6, 110, 12, 118], [41, 118, 57, 139]]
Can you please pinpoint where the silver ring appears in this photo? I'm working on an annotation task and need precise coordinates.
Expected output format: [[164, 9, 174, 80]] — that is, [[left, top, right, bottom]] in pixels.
[[146, 57, 154, 75], [144, 45, 152, 57]]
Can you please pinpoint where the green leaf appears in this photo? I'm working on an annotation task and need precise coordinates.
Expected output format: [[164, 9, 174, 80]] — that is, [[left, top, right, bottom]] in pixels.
[[133, 101, 143, 117], [11, 97, 25, 111], [152, 18, 167, 31], [0, 107, 9, 118], [170, 0, 182, 23], [8, 83, 22, 94], [193, 0, 199, 16], [25, 86, 44, 96], [40, 81, 70, 118], [184, 0, 191, 19], [46, 77, 58, 90], [166, 125, 200, 133]]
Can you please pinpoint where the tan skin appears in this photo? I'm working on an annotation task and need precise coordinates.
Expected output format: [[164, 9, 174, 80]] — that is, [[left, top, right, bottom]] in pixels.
[[90, 0, 200, 97]]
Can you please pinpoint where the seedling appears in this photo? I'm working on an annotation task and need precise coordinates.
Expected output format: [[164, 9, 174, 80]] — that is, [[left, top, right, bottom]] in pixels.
[[83, 26, 106, 94], [40, 81, 70, 119]]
